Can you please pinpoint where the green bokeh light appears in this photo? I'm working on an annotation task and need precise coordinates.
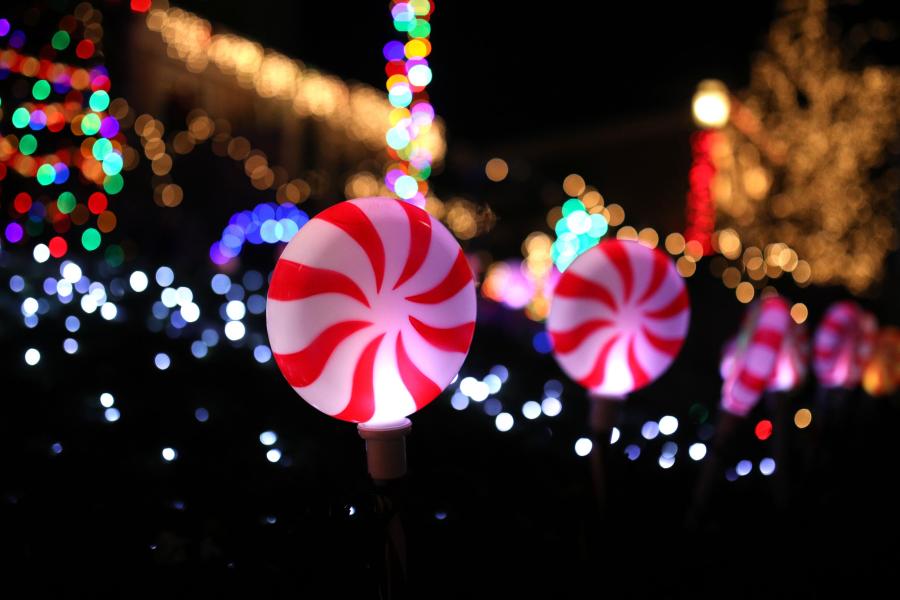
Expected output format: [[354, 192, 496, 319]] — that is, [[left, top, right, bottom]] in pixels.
[[81, 228, 101, 251], [57, 191, 77, 214], [36, 164, 57, 185], [19, 134, 37, 155], [32, 80, 51, 101], [103, 173, 124, 194], [105, 244, 124, 267], [12, 107, 30, 128], [92, 138, 113, 161], [89, 90, 110, 112], [81, 113, 101, 135], [51, 30, 70, 50]]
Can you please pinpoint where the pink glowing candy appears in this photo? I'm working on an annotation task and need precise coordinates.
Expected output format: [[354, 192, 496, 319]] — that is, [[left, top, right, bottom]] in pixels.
[[266, 197, 476, 425], [768, 321, 810, 392], [547, 239, 690, 397], [813, 301, 876, 389], [721, 296, 791, 416], [720, 319, 809, 394]]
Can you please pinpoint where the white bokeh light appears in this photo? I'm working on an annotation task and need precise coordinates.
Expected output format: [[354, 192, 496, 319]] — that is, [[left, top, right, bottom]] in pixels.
[[224, 321, 246, 341], [495, 412, 514, 432], [658, 415, 679, 436], [24, 348, 41, 366], [129, 271, 149, 292], [688, 443, 707, 461], [521, 401, 541, 420], [575, 437, 593, 457]]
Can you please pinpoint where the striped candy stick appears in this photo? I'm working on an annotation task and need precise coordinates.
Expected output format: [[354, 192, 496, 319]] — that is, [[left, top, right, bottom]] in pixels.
[[266, 197, 476, 479], [692, 295, 792, 523], [720, 319, 809, 394], [812, 301, 866, 390], [810, 301, 873, 442], [720, 296, 792, 417]]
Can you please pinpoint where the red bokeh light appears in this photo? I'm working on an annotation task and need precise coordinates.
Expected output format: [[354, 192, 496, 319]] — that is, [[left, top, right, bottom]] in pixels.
[[755, 419, 773, 441], [76, 39, 95, 60], [14, 192, 32, 213], [131, 0, 152, 13], [48, 236, 68, 258]]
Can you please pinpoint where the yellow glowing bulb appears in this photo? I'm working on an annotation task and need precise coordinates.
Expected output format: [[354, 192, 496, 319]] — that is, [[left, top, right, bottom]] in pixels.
[[735, 281, 755, 303], [664, 232, 686, 255], [562, 173, 586, 197], [794, 408, 812, 429], [692, 79, 731, 128], [790, 302, 808, 324], [485, 158, 509, 182], [676, 256, 696, 278]]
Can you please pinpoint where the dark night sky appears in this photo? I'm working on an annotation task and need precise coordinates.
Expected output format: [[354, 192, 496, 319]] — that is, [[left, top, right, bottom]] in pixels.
[[170, 0, 781, 143]]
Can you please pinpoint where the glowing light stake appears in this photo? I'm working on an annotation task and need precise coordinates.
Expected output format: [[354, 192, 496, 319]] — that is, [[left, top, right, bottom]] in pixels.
[[547, 239, 690, 506], [693, 295, 790, 521], [383, 0, 435, 208], [719, 298, 804, 509], [266, 197, 476, 480]]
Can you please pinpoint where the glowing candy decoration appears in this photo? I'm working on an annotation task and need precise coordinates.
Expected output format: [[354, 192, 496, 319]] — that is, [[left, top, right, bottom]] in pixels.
[[547, 239, 690, 396], [266, 197, 476, 424], [769, 321, 810, 392], [721, 296, 791, 417], [813, 301, 869, 389], [721, 320, 809, 393]]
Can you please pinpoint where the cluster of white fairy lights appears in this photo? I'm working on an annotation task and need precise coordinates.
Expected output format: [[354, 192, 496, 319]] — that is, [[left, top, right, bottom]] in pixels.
[[444, 364, 781, 479], [7, 248, 274, 369], [11, 242, 783, 479]]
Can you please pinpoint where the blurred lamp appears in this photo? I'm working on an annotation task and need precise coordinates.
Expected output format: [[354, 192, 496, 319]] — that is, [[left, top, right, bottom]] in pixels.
[[692, 79, 731, 128]]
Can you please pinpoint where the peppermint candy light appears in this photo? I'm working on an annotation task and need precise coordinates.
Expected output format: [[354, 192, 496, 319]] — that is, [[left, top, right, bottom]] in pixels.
[[721, 296, 791, 417], [266, 197, 476, 425], [547, 239, 690, 397], [813, 301, 871, 389]]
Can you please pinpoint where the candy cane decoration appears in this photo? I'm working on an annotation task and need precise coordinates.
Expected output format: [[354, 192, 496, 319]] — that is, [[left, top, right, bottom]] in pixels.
[[769, 322, 809, 392], [266, 197, 476, 425], [813, 301, 867, 389], [721, 296, 791, 416], [721, 320, 809, 393], [547, 239, 690, 397]]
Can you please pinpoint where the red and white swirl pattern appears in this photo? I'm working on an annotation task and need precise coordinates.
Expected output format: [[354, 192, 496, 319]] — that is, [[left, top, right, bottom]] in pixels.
[[721, 320, 809, 393], [266, 197, 476, 424], [813, 301, 873, 389], [769, 322, 810, 392], [547, 239, 690, 397], [721, 296, 791, 416]]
